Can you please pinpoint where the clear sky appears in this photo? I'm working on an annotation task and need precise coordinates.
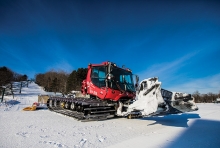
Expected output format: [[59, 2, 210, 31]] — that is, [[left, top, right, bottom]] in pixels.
[[0, 0, 220, 94]]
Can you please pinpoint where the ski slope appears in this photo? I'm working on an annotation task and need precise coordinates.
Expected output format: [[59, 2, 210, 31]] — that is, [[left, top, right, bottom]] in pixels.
[[0, 83, 220, 148]]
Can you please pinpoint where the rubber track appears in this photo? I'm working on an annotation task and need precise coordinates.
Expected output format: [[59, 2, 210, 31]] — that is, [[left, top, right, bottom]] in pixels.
[[47, 97, 115, 121]]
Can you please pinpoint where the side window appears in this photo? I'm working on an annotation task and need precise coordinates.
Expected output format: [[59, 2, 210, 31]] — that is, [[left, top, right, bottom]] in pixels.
[[98, 67, 106, 79], [91, 68, 99, 78], [125, 75, 132, 84], [91, 66, 106, 87], [119, 75, 132, 84]]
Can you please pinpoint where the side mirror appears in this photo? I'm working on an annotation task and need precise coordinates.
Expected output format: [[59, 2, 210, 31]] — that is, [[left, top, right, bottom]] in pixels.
[[106, 62, 113, 81], [135, 75, 139, 88], [135, 83, 138, 88], [108, 62, 112, 73], [135, 75, 139, 83]]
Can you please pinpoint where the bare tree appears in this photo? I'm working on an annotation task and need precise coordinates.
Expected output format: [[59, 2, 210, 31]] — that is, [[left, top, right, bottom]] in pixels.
[[218, 90, 220, 98], [192, 90, 201, 103], [35, 70, 69, 94], [207, 92, 216, 102]]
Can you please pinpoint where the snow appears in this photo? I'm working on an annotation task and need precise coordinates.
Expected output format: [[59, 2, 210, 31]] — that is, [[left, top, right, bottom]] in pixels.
[[127, 78, 164, 116], [0, 83, 220, 148]]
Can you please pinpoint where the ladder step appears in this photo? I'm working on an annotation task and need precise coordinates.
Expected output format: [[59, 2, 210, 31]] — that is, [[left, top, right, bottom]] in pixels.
[[90, 110, 115, 114], [84, 107, 111, 110]]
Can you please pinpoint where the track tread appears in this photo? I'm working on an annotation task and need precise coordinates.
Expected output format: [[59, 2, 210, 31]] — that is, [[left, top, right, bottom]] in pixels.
[[47, 97, 115, 121]]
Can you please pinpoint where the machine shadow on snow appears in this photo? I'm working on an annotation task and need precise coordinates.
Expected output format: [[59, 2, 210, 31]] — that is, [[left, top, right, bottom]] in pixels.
[[5, 100, 21, 105], [165, 119, 220, 148], [141, 113, 201, 127]]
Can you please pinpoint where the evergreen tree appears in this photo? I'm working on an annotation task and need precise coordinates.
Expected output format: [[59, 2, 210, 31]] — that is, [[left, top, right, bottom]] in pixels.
[[66, 68, 87, 92], [21, 75, 28, 81], [76, 68, 87, 90], [0, 66, 13, 86], [66, 70, 77, 92]]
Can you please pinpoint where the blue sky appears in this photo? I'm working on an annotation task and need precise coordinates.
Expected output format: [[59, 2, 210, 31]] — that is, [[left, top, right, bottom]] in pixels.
[[0, 0, 220, 94]]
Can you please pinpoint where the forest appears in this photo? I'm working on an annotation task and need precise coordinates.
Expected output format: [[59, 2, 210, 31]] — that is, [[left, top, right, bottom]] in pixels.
[[35, 68, 87, 95], [0, 66, 28, 86]]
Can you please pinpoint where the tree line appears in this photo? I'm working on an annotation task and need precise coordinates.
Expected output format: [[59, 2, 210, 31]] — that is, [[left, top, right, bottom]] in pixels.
[[35, 68, 87, 95], [1, 66, 219, 102], [0, 66, 28, 86], [192, 90, 220, 103]]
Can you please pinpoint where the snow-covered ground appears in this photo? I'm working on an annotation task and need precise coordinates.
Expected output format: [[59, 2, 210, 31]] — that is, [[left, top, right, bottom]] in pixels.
[[0, 83, 220, 148]]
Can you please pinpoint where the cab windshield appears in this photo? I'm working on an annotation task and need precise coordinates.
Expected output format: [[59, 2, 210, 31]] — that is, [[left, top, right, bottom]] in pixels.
[[91, 66, 135, 92], [110, 66, 135, 92]]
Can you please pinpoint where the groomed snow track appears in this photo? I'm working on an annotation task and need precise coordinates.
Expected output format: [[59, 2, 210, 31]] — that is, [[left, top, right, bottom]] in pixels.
[[47, 97, 116, 121]]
